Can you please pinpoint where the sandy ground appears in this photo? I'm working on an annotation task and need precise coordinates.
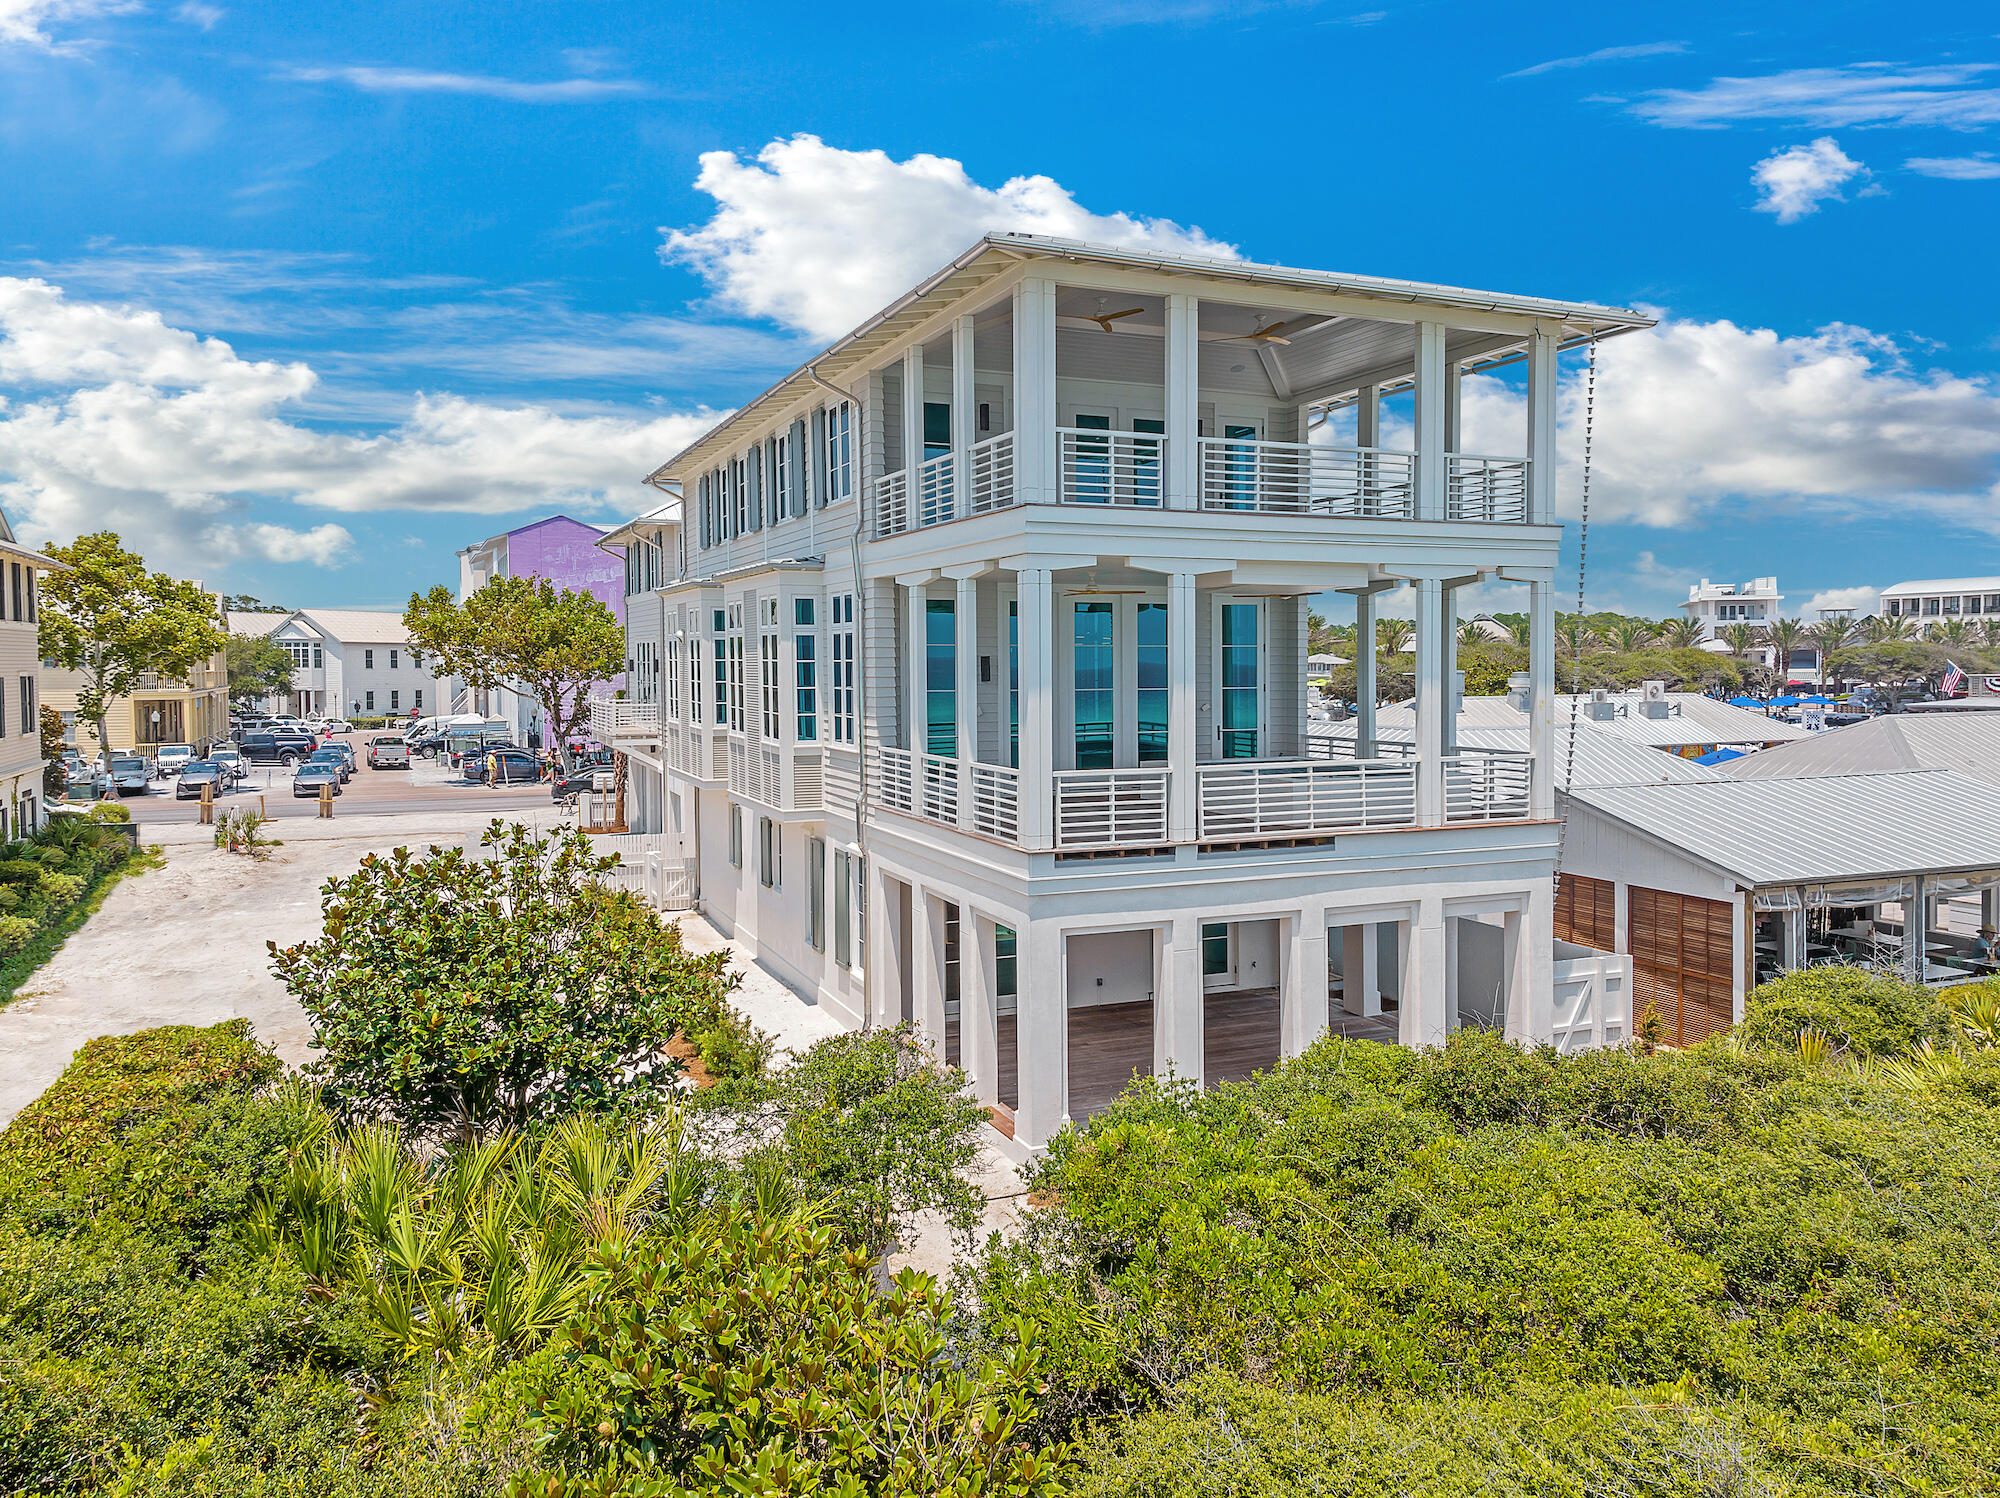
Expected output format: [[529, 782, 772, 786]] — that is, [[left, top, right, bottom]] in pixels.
[[0, 804, 1026, 1270]]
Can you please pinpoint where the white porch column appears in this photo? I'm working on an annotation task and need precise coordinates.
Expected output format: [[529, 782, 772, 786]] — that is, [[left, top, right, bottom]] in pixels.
[[963, 910, 1000, 1104], [868, 864, 906, 1027], [1983, 886, 1999, 933], [1413, 321, 1448, 522], [1413, 576, 1445, 825], [1168, 571, 1198, 841], [1444, 361, 1462, 454], [1016, 568, 1054, 849], [902, 344, 925, 488], [1154, 915, 1205, 1086], [1529, 576, 1557, 819], [1347, 585, 1382, 756], [951, 313, 976, 519], [1342, 922, 1382, 1017], [1440, 581, 1461, 757], [1781, 902, 1808, 973], [912, 887, 947, 1051], [1399, 896, 1450, 1046], [1525, 323, 1560, 526], [1281, 907, 1330, 1057], [1505, 884, 1555, 1044], [1013, 279, 1059, 505], [904, 582, 928, 758], [1904, 876, 1926, 985], [1165, 293, 1201, 509], [1014, 918, 1069, 1148], [954, 572, 979, 827]]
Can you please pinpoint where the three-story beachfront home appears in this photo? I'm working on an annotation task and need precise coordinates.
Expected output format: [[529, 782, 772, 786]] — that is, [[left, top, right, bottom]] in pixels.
[[595, 234, 1653, 1154]]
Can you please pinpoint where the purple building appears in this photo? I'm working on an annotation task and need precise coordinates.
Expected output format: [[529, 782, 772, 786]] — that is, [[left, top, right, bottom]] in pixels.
[[457, 514, 625, 744]]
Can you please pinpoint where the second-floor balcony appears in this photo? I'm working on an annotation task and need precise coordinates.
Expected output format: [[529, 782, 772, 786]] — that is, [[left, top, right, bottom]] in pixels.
[[590, 697, 662, 741]]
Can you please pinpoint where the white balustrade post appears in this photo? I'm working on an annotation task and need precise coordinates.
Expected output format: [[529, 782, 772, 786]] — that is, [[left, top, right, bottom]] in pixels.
[[1525, 323, 1559, 526], [955, 573, 978, 828], [1016, 569, 1054, 849], [1012, 279, 1058, 505], [952, 314, 976, 519], [1413, 577, 1445, 825], [963, 910, 1000, 1105], [1413, 322, 1447, 522], [1168, 571, 1197, 841], [1529, 577, 1556, 819], [902, 344, 925, 498], [1165, 293, 1201, 509], [1154, 915, 1205, 1086], [1014, 919, 1069, 1148], [1350, 587, 1379, 758]]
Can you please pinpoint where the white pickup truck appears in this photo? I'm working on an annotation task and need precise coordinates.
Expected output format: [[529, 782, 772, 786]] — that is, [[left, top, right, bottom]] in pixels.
[[366, 734, 411, 769]]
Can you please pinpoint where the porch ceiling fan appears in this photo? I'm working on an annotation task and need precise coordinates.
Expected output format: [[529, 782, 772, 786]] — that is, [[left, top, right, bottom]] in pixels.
[[1084, 302, 1147, 333], [1224, 316, 1305, 346]]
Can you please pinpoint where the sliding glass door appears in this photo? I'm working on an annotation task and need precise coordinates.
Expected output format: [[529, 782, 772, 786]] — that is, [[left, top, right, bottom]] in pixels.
[[1219, 601, 1261, 759], [1073, 601, 1115, 769]]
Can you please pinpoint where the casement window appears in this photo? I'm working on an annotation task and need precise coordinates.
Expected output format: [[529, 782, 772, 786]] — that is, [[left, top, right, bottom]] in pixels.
[[728, 803, 743, 868], [758, 815, 780, 888], [833, 848, 852, 966], [364, 649, 374, 669], [829, 593, 855, 744], [806, 836, 826, 950], [760, 630, 781, 741], [824, 401, 852, 505], [726, 604, 745, 733], [365, 691, 375, 711], [712, 609, 728, 726], [794, 597, 818, 742]]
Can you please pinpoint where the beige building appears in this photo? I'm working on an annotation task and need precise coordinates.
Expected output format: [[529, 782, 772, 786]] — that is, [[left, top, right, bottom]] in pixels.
[[43, 592, 231, 761], [0, 512, 67, 836]]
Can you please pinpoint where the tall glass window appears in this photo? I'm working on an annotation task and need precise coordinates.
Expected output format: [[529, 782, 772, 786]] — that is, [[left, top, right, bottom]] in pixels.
[[712, 609, 728, 726], [1073, 601, 1114, 769], [925, 599, 956, 757], [794, 597, 818, 741], [923, 402, 952, 462], [830, 594, 855, 744], [1008, 601, 1019, 769], [1221, 602, 1260, 759], [1220, 423, 1258, 510], [995, 924, 1017, 1004], [760, 632, 781, 739], [1136, 602, 1168, 764], [1132, 417, 1164, 506]]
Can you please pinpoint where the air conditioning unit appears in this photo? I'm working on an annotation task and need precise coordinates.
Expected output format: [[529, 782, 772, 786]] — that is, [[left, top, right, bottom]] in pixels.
[[1641, 679, 1670, 718], [1585, 686, 1615, 721], [1506, 672, 1531, 712]]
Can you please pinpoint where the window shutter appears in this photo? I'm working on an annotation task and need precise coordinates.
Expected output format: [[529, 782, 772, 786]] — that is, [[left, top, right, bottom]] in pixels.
[[791, 419, 808, 516], [811, 409, 828, 509]]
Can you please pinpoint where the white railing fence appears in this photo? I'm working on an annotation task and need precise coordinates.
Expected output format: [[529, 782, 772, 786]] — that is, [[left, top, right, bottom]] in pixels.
[[1198, 437, 1416, 518], [1444, 748, 1532, 821], [1053, 767, 1170, 847], [970, 762, 1019, 841], [1057, 427, 1165, 507], [872, 469, 911, 538], [589, 698, 661, 740], [918, 753, 959, 824], [877, 746, 913, 812], [1552, 942, 1632, 1052], [917, 451, 956, 528], [1446, 454, 1530, 523], [967, 431, 1016, 515], [1197, 759, 1417, 839]]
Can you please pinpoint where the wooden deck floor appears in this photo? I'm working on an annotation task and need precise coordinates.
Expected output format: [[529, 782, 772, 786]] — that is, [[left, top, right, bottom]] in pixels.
[[954, 988, 1400, 1121]]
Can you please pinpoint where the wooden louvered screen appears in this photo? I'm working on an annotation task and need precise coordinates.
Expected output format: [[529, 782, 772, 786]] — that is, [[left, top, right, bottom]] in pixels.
[[1627, 886, 1735, 1047], [1555, 873, 1616, 951]]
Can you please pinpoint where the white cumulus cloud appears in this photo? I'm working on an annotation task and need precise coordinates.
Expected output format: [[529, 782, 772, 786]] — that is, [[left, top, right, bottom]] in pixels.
[[0, 0, 138, 47], [1752, 138, 1867, 222], [0, 277, 720, 579], [661, 134, 1239, 341], [1806, 585, 1883, 616]]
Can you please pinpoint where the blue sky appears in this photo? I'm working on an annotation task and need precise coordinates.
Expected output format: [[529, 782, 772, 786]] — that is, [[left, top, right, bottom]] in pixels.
[[2, 0, 1997, 618]]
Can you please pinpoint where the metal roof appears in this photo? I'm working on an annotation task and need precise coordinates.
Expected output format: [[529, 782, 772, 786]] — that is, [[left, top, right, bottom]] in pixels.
[[294, 609, 417, 644], [648, 232, 1655, 485], [1564, 770, 2000, 888], [1880, 576, 2000, 594], [1724, 712, 2000, 789], [1312, 719, 1727, 787], [1360, 692, 1809, 749]]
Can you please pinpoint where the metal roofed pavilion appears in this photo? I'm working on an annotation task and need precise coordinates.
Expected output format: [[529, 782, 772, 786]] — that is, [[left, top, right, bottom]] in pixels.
[[1563, 770, 2000, 888], [1723, 712, 2000, 789]]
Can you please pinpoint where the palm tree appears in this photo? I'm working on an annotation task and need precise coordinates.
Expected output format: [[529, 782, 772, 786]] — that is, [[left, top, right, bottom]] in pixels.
[[1764, 617, 1808, 685], [1932, 617, 1973, 646], [1864, 613, 1916, 643], [1808, 616, 1857, 687], [1605, 618, 1656, 654], [1983, 618, 2000, 649], [1456, 618, 1487, 648], [1658, 617, 1707, 650], [1556, 616, 1598, 658], [1506, 616, 1533, 647], [1377, 617, 1414, 654]]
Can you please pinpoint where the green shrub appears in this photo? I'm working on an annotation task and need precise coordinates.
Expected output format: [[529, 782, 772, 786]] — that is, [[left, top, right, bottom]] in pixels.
[[87, 800, 131, 823], [0, 857, 43, 885], [35, 869, 83, 907], [0, 914, 36, 954], [30, 843, 68, 868], [1739, 966, 1951, 1056]]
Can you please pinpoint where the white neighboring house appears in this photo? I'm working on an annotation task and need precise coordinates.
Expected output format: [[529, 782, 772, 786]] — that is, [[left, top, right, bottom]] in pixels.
[[0, 509, 64, 836], [1880, 576, 2000, 624], [227, 609, 446, 721], [594, 233, 1655, 1156]]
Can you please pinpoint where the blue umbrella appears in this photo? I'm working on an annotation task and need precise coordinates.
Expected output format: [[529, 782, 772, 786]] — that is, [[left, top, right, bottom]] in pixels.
[[1727, 695, 1764, 707], [1692, 748, 1745, 765], [1802, 694, 1835, 704], [1768, 695, 1802, 708]]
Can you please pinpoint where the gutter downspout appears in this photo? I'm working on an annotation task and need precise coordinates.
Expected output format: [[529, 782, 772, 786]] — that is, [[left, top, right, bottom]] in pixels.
[[807, 363, 879, 1029]]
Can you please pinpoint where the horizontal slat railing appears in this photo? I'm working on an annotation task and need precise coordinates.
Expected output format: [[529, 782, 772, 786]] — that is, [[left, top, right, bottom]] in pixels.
[[1444, 748, 1532, 821], [589, 698, 660, 740], [872, 469, 911, 538], [876, 746, 913, 812], [1447, 454, 1530, 522], [1196, 760, 1417, 839], [1053, 768, 1170, 848], [917, 452, 956, 528], [918, 753, 959, 824], [970, 762, 1019, 841], [1198, 437, 1415, 518], [967, 432, 1017, 515], [1057, 427, 1165, 507]]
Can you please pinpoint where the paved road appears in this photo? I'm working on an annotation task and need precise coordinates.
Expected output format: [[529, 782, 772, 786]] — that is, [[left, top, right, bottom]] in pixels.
[[110, 732, 554, 824]]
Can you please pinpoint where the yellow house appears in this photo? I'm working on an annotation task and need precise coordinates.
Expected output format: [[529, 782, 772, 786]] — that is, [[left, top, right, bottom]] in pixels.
[[41, 592, 232, 760], [0, 511, 67, 836]]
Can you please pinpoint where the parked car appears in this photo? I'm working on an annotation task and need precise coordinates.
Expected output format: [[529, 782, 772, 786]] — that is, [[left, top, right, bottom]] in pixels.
[[321, 718, 354, 734], [550, 764, 613, 801], [292, 762, 344, 798], [449, 736, 516, 772], [306, 746, 353, 783], [466, 747, 539, 785], [210, 748, 247, 784], [175, 761, 226, 800], [153, 743, 194, 776], [108, 755, 152, 796], [367, 734, 411, 769], [237, 730, 316, 767]]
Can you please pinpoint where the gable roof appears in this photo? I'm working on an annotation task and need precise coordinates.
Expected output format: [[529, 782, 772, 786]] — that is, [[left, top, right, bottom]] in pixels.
[[294, 609, 416, 644], [227, 610, 290, 637], [1724, 712, 2000, 788]]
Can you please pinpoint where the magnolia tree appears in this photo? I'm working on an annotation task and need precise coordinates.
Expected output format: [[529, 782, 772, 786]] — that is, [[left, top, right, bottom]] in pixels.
[[38, 533, 230, 765], [403, 577, 622, 768]]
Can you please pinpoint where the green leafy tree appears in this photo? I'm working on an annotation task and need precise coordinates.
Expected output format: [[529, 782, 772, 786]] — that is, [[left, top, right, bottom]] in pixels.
[[39, 704, 65, 799], [1657, 616, 1706, 650], [1763, 616, 1808, 684], [1603, 618, 1655, 653], [221, 593, 290, 613], [37, 533, 229, 762], [267, 820, 747, 1140], [225, 632, 297, 707], [1864, 612, 1916, 643], [404, 577, 623, 767]]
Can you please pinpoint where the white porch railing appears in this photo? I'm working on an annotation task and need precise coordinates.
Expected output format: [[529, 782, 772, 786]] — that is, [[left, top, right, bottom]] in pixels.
[[1054, 767, 1170, 848], [967, 431, 1016, 514], [872, 469, 911, 538], [1447, 454, 1530, 523], [589, 698, 660, 740], [877, 746, 913, 812], [1057, 427, 1165, 507], [1198, 437, 1416, 518], [1197, 759, 1416, 839], [587, 833, 694, 913], [1552, 941, 1632, 1052], [1444, 748, 1532, 821], [917, 451, 956, 528], [918, 753, 959, 824], [970, 762, 1019, 841]]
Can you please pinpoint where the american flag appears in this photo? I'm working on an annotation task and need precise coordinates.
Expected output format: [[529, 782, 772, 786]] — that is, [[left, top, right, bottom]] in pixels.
[[1943, 660, 1967, 696]]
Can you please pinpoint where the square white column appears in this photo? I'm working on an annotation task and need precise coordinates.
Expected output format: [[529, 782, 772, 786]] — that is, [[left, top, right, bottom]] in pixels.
[[1341, 922, 1381, 1017], [1505, 884, 1555, 1044], [1165, 293, 1201, 509], [867, 863, 906, 1027], [1398, 897, 1450, 1047], [1529, 577, 1556, 819], [911, 886, 948, 1053], [1281, 907, 1330, 1057], [962, 910, 1000, 1105], [1525, 324, 1559, 526], [1347, 585, 1382, 757], [1168, 571, 1198, 841], [1014, 919, 1069, 1148], [1413, 321, 1448, 522], [1413, 577, 1445, 825], [1016, 568, 1054, 849], [1154, 915, 1205, 1087], [955, 573, 979, 827], [952, 313, 976, 519], [1012, 279, 1058, 505]]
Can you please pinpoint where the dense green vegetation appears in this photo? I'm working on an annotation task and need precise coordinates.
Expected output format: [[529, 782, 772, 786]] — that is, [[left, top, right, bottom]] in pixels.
[[0, 811, 154, 1008]]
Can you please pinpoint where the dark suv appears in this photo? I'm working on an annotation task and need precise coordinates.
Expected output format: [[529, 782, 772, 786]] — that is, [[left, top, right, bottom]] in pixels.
[[236, 729, 317, 767]]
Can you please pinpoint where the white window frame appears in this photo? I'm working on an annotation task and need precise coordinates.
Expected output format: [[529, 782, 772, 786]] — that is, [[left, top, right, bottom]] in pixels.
[[830, 593, 856, 745]]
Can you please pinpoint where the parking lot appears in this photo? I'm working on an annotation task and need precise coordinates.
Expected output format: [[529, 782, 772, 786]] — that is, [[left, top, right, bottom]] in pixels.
[[108, 732, 559, 823]]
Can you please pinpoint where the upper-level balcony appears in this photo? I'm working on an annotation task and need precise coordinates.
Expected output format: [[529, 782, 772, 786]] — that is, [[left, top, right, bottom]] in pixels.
[[590, 697, 661, 742]]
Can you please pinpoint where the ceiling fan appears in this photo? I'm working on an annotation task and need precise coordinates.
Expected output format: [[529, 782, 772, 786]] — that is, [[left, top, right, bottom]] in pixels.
[[1226, 317, 1304, 346], [1085, 303, 1147, 334]]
